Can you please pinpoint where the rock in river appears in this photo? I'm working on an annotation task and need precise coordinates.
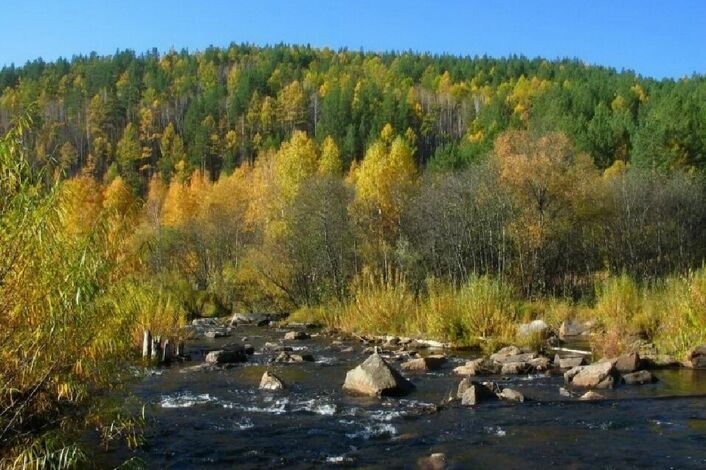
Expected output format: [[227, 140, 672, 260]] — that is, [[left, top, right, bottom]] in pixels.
[[460, 382, 497, 406], [400, 355, 446, 372], [342, 352, 414, 397], [622, 370, 657, 385], [564, 361, 616, 388], [579, 390, 604, 401], [686, 345, 706, 368], [273, 351, 315, 363], [613, 352, 640, 373], [205, 348, 247, 364], [498, 387, 525, 403], [259, 371, 285, 390], [284, 330, 311, 341]]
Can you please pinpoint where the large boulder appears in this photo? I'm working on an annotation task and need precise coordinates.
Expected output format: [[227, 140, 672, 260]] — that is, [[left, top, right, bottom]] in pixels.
[[259, 371, 285, 390], [622, 370, 657, 385], [400, 355, 446, 372], [342, 353, 415, 397], [205, 348, 247, 364], [564, 361, 616, 389], [613, 352, 640, 373], [686, 345, 706, 368]]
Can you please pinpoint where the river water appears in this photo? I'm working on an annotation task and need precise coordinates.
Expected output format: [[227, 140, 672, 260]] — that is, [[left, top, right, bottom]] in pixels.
[[95, 324, 706, 469]]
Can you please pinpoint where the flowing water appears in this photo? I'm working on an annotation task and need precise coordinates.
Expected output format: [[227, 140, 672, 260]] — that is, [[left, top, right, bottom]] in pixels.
[[95, 324, 706, 469]]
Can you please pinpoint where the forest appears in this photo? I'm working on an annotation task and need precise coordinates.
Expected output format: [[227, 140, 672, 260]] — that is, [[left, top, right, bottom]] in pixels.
[[2, 44, 706, 465]]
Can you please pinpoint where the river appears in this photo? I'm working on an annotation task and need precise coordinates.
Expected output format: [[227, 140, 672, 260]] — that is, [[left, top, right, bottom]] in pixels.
[[94, 323, 706, 469]]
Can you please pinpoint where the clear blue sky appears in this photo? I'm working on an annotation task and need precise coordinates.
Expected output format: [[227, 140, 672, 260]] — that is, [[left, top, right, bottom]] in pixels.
[[1, 0, 704, 79]]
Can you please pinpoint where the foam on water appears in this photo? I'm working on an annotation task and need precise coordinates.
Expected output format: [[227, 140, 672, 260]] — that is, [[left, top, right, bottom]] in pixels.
[[160, 392, 217, 408]]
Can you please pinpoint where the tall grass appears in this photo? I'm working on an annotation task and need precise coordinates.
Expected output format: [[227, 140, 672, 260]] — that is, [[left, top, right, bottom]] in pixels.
[[293, 271, 518, 351], [0, 114, 182, 466]]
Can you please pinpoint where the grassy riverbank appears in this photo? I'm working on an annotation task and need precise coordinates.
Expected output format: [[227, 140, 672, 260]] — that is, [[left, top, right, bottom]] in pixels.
[[289, 269, 706, 360]]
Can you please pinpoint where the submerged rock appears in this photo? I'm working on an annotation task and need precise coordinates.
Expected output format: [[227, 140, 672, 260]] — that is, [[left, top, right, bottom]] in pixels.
[[559, 386, 577, 398], [579, 390, 604, 401], [564, 361, 616, 388], [400, 355, 446, 372], [259, 371, 285, 390], [418, 452, 447, 470], [342, 353, 415, 397], [622, 370, 657, 385], [205, 348, 247, 364]]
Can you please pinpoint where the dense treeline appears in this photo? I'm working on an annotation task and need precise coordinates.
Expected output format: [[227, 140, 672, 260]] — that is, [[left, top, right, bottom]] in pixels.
[[2, 44, 706, 192]]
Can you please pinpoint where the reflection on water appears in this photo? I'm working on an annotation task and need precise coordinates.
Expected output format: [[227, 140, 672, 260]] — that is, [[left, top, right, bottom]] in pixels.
[[93, 325, 706, 469]]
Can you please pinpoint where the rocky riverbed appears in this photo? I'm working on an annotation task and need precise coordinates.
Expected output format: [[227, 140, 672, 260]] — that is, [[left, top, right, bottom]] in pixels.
[[94, 317, 706, 468]]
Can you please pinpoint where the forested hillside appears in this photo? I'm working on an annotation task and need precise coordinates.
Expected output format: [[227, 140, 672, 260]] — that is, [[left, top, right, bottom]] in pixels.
[[2, 44, 706, 189]]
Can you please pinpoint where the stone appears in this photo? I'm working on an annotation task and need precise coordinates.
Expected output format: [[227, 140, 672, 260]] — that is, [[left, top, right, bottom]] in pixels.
[[686, 345, 706, 368], [559, 387, 576, 398], [613, 352, 640, 373], [457, 377, 472, 399], [259, 371, 285, 390], [243, 344, 255, 355], [342, 353, 415, 397], [559, 319, 586, 337], [274, 352, 315, 363], [204, 330, 231, 339], [490, 346, 522, 363], [497, 352, 538, 364], [501, 362, 532, 375], [528, 356, 551, 371], [453, 358, 501, 376], [579, 390, 604, 401], [622, 370, 657, 385], [517, 320, 550, 338], [284, 330, 310, 340], [417, 452, 447, 470], [498, 387, 525, 403], [564, 361, 616, 388], [460, 382, 496, 406], [400, 355, 447, 372], [555, 354, 586, 369], [205, 348, 247, 364], [641, 354, 679, 369]]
